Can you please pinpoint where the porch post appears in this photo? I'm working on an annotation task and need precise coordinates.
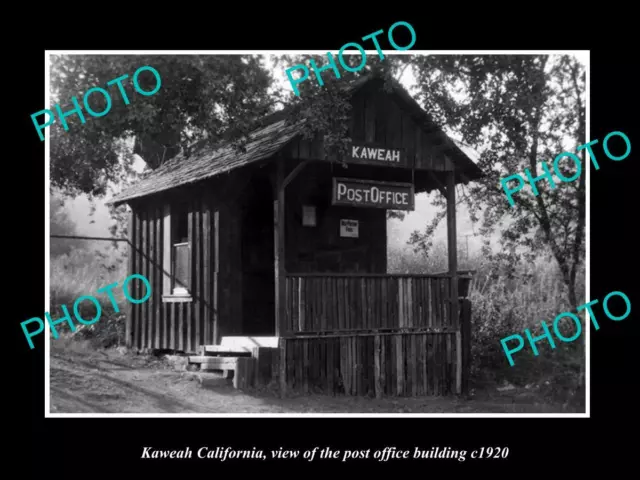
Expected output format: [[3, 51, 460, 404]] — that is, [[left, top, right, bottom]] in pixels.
[[446, 170, 461, 395], [126, 207, 135, 348], [274, 158, 286, 337], [274, 157, 287, 396]]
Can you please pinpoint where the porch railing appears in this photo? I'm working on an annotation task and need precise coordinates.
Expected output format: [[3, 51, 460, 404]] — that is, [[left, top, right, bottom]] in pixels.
[[284, 274, 454, 334]]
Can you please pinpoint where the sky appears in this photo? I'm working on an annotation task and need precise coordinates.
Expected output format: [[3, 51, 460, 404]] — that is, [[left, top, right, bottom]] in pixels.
[[59, 52, 588, 257]]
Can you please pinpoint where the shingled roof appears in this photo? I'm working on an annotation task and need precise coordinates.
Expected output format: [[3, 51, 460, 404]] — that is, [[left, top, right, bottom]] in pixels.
[[109, 74, 482, 206], [110, 118, 301, 206]]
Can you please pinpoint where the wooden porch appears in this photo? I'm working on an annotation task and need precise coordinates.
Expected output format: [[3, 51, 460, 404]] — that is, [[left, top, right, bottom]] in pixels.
[[284, 274, 455, 333], [187, 284, 472, 397], [277, 274, 472, 397]]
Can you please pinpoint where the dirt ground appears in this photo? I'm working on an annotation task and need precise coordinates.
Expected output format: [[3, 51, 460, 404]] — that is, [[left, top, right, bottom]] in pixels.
[[49, 340, 581, 414]]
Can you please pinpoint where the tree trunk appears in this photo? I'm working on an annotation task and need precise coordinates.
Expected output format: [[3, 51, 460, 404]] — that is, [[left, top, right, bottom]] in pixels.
[[526, 56, 585, 309], [568, 281, 577, 309], [568, 60, 586, 308]]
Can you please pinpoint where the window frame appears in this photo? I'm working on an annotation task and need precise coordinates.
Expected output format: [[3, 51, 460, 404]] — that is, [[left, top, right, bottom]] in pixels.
[[162, 203, 193, 303]]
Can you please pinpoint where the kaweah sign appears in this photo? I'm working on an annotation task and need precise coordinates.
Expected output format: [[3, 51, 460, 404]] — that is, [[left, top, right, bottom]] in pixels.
[[332, 177, 415, 211], [349, 143, 408, 167]]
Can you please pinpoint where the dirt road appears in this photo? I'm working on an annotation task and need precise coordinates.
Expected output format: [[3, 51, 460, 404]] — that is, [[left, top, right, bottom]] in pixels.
[[49, 341, 579, 414]]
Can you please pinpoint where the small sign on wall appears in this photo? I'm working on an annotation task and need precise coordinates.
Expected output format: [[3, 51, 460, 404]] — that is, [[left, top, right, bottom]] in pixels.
[[340, 219, 359, 238], [302, 205, 316, 226]]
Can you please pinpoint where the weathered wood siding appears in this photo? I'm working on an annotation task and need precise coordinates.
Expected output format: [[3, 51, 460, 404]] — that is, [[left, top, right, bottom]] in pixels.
[[217, 200, 243, 339], [277, 299, 472, 397], [239, 171, 275, 335], [284, 275, 451, 333], [128, 197, 210, 352], [281, 334, 457, 396], [285, 163, 387, 274], [283, 81, 454, 171], [127, 178, 245, 353]]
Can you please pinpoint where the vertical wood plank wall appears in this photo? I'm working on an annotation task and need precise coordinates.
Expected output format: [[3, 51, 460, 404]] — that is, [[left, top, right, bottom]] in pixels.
[[284, 275, 452, 333], [280, 332, 460, 397], [280, 275, 471, 396], [284, 163, 388, 274], [278, 299, 472, 397], [128, 192, 226, 353], [283, 82, 455, 172]]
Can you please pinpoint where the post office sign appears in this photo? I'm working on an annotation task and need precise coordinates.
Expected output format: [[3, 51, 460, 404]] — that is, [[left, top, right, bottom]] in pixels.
[[332, 177, 415, 211]]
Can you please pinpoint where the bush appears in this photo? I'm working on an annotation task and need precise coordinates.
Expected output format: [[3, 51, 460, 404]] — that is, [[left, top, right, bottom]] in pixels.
[[50, 246, 128, 348], [468, 250, 585, 406], [390, 238, 586, 408]]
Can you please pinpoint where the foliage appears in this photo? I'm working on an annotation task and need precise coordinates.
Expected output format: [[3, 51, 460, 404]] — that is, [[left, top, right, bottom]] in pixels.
[[388, 238, 478, 274], [50, 55, 277, 199], [390, 240, 585, 407], [50, 247, 127, 307], [50, 189, 86, 256], [408, 54, 586, 306], [468, 250, 585, 408], [50, 246, 128, 347], [274, 53, 408, 160]]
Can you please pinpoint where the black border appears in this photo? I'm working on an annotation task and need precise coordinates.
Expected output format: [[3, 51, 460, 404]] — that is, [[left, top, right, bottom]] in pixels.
[[13, 14, 637, 475]]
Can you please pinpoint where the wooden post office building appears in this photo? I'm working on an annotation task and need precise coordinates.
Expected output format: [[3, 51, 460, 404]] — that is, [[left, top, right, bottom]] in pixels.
[[110, 74, 484, 397]]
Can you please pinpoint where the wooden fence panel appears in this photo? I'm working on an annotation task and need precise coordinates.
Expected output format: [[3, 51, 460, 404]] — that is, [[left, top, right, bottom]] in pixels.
[[280, 328, 465, 397], [285, 274, 452, 333]]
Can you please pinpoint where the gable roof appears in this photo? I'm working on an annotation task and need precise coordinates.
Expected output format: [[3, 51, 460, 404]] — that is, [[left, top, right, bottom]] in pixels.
[[109, 74, 482, 206], [110, 118, 301, 206]]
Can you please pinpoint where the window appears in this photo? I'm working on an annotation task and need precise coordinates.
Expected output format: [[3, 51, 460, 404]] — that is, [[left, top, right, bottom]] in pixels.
[[163, 202, 192, 300], [172, 202, 190, 294]]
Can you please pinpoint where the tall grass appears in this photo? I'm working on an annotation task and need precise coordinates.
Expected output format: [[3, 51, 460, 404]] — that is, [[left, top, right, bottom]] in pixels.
[[468, 254, 585, 403], [50, 246, 128, 347], [389, 241, 586, 409]]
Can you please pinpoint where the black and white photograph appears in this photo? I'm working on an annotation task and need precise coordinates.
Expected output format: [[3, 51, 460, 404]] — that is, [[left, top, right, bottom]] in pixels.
[[44, 50, 588, 416]]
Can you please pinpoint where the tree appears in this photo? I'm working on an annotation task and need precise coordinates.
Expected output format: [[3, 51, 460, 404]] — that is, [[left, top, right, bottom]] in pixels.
[[49, 55, 277, 199], [276, 53, 408, 157], [408, 54, 586, 306], [49, 55, 281, 243], [50, 189, 86, 257]]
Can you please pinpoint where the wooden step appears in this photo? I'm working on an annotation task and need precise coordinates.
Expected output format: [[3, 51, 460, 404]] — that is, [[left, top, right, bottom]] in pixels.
[[190, 355, 262, 390], [234, 357, 257, 390], [219, 336, 278, 349], [198, 345, 253, 356], [188, 356, 240, 371]]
